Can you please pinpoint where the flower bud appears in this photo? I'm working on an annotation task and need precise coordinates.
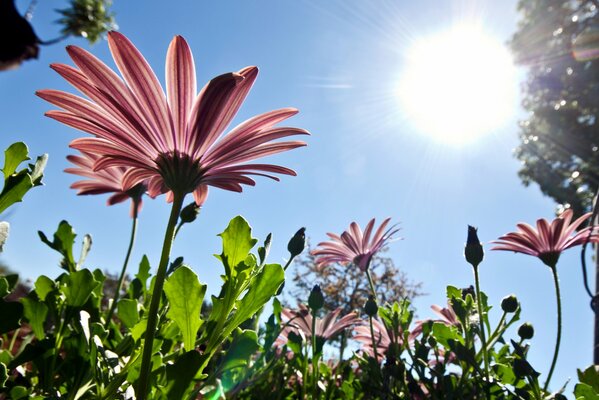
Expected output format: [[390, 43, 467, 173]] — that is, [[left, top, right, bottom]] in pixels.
[[465, 225, 484, 268], [287, 227, 306, 258], [518, 322, 534, 340], [501, 294, 519, 313], [179, 201, 201, 224], [308, 284, 324, 311], [364, 295, 378, 317]]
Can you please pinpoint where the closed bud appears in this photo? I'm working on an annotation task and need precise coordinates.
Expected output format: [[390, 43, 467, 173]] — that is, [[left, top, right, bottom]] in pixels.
[[465, 225, 484, 268], [179, 202, 201, 224], [287, 227, 306, 257], [308, 284, 324, 311], [518, 322, 534, 340], [364, 295, 378, 317], [501, 294, 519, 313]]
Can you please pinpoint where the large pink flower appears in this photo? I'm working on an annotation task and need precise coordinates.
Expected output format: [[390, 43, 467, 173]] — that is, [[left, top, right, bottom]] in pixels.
[[312, 218, 400, 272], [491, 209, 599, 266], [275, 305, 360, 347], [38, 32, 308, 205], [66, 150, 146, 216]]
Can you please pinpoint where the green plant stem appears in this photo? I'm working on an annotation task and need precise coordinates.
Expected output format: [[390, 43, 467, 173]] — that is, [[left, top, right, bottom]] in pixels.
[[473, 266, 490, 388], [369, 315, 379, 364], [544, 265, 562, 392], [311, 309, 319, 400], [106, 203, 139, 326], [136, 192, 184, 400], [366, 269, 377, 299]]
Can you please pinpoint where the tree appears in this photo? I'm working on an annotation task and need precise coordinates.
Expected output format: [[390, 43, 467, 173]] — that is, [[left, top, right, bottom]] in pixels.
[[510, 0, 599, 362], [510, 0, 599, 218], [288, 242, 424, 359]]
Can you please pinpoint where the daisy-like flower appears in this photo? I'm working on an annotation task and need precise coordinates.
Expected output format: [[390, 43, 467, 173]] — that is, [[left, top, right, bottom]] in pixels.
[[66, 150, 146, 217], [354, 318, 404, 359], [491, 209, 599, 267], [312, 218, 400, 272], [492, 209, 599, 392], [37, 32, 308, 206], [275, 305, 360, 347], [411, 304, 460, 338]]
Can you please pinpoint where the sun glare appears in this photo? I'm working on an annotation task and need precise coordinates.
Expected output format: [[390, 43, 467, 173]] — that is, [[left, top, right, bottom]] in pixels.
[[398, 25, 517, 145]]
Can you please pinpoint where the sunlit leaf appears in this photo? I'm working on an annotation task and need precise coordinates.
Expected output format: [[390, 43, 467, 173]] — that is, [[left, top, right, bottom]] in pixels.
[[34, 275, 54, 301], [62, 269, 100, 307], [20, 296, 48, 338], [164, 266, 206, 351], [219, 330, 260, 372], [39, 221, 77, 272], [117, 298, 139, 329], [217, 216, 258, 277], [2, 142, 29, 178]]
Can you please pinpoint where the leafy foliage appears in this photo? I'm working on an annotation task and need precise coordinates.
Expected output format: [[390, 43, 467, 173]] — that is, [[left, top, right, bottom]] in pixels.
[[57, 0, 117, 44]]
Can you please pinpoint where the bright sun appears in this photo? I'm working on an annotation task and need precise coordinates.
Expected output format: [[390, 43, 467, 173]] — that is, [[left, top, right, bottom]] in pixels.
[[398, 25, 517, 145]]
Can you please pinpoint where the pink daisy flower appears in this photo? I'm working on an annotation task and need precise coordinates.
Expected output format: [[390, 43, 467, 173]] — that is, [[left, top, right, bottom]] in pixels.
[[66, 150, 146, 216], [491, 209, 599, 267], [312, 218, 400, 272], [38, 32, 308, 206]]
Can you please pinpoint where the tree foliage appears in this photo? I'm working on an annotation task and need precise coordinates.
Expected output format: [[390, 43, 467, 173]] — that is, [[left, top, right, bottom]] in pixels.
[[510, 0, 599, 217]]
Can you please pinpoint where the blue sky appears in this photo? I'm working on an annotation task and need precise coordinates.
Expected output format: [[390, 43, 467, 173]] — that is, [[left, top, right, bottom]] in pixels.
[[1, 0, 592, 392]]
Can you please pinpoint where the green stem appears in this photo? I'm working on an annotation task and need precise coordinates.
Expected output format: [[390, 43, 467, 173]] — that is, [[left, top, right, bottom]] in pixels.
[[369, 316, 379, 364], [136, 192, 185, 400], [366, 269, 377, 300], [544, 265, 562, 392], [106, 202, 139, 326], [311, 310, 319, 400], [473, 266, 490, 389]]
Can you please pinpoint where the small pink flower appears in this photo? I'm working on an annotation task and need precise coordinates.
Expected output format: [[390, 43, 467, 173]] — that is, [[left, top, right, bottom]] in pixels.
[[38, 32, 308, 206], [65, 150, 146, 217], [353, 318, 405, 359], [275, 305, 360, 347], [312, 218, 400, 272], [491, 209, 599, 266], [411, 304, 460, 338]]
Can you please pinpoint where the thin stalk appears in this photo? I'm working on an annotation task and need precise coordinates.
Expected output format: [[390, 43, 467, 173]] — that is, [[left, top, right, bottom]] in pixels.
[[369, 316, 379, 364], [544, 265, 562, 392], [366, 269, 377, 299], [311, 310, 319, 400], [137, 192, 185, 400], [473, 266, 490, 388], [106, 201, 139, 326]]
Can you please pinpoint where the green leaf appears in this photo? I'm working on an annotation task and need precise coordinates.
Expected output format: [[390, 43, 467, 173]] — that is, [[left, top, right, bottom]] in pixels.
[[0, 299, 22, 334], [117, 298, 139, 329], [0, 362, 6, 387], [219, 330, 260, 372], [432, 322, 463, 348], [62, 269, 100, 307], [34, 275, 55, 301], [218, 216, 258, 276], [165, 350, 202, 400], [0, 277, 8, 297], [20, 296, 48, 338], [136, 255, 151, 292], [29, 154, 48, 186], [2, 142, 29, 178], [164, 266, 206, 351], [131, 318, 148, 342], [0, 172, 33, 215], [575, 383, 599, 400], [579, 366, 599, 393], [9, 386, 29, 400], [39, 221, 77, 272], [494, 363, 516, 385], [226, 264, 284, 338]]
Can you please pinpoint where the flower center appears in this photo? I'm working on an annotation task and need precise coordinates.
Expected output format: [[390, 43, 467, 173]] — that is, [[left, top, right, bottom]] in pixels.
[[539, 251, 560, 268], [155, 152, 204, 194]]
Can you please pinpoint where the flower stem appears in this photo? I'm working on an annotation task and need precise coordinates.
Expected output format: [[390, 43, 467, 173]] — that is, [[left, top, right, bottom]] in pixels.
[[369, 315, 379, 364], [311, 309, 320, 400], [106, 202, 139, 326], [473, 266, 490, 388], [544, 265, 562, 392], [137, 192, 184, 400], [366, 269, 377, 300]]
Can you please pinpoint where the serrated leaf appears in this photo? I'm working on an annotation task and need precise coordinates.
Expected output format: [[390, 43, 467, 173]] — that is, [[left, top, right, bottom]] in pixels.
[[2, 142, 29, 178], [575, 383, 599, 400], [579, 365, 599, 393], [0, 172, 33, 215], [432, 322, 463, 348], [20, 296, 48, 338], [136, 255, 151, 293], [164, 266, 206, 351], [220, 330, 260, 372], [39, 221, 77, 272], [62, 269, 99, 307], [117, 299, 139, 329], [34, 275, 54, 301], [218, 216, 258, 277]]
